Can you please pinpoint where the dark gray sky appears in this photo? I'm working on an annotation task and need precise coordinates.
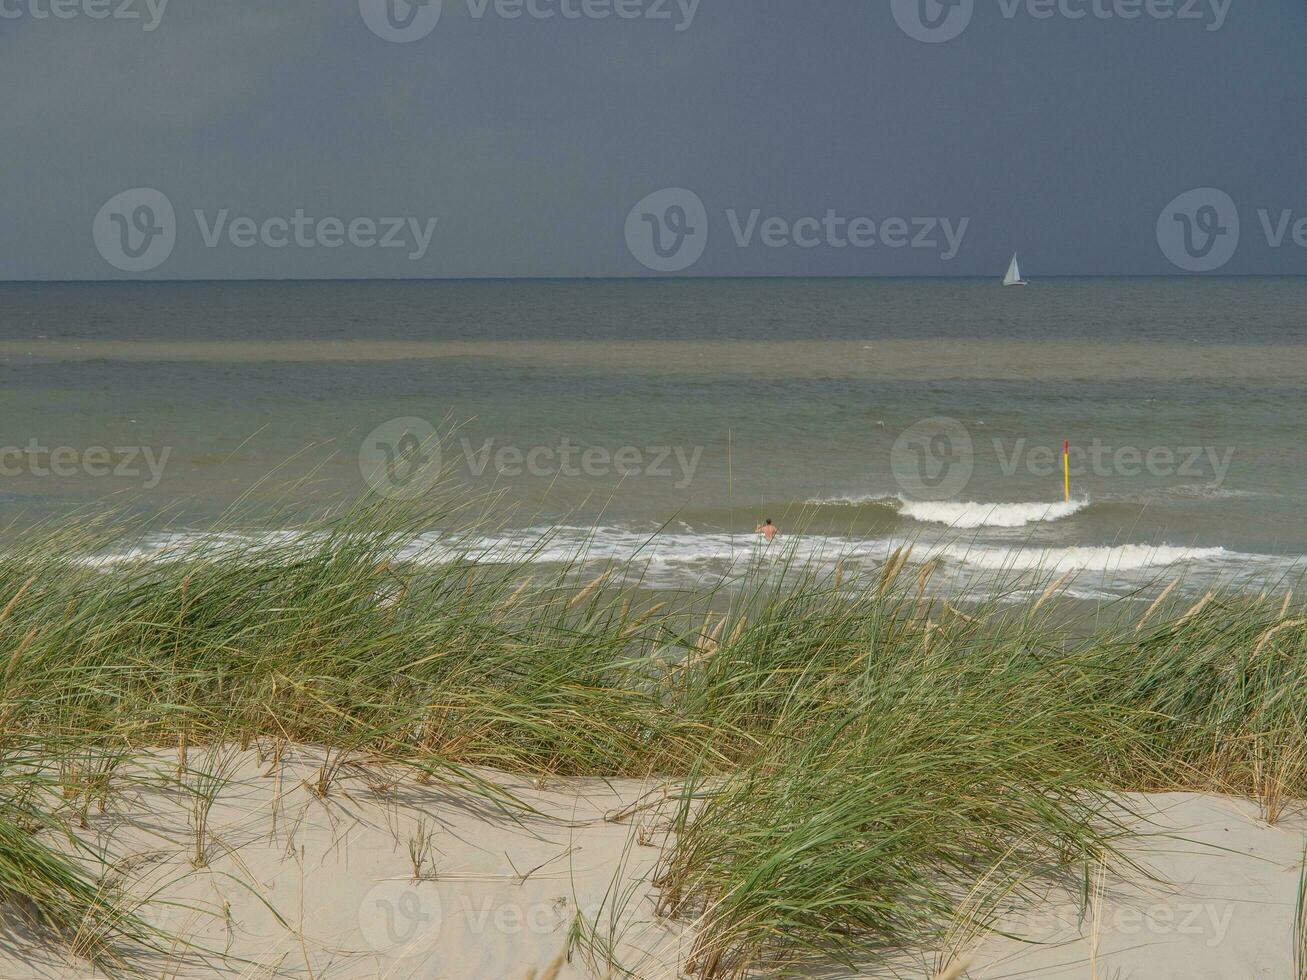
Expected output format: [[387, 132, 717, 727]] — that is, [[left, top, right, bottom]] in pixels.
[[2, 0, 1304, 280]]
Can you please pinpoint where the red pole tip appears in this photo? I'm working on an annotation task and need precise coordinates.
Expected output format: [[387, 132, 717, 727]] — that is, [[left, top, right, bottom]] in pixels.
[[1064, 440, 1069, 453]]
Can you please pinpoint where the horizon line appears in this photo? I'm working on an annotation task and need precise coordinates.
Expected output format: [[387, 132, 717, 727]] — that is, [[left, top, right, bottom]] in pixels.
[[3, 273, 1306, 286]]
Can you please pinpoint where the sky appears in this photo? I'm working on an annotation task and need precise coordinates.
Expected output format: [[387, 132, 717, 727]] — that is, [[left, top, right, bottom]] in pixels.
[[1, 0, 1304, 280]]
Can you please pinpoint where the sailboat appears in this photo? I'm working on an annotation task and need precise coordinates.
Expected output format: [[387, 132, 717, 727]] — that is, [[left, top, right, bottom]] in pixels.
[[1003, 253, 1028, 287]]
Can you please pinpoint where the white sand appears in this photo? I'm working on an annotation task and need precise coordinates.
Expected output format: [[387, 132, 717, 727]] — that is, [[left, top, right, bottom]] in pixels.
[[954, 792, 1306, 980], [2, 748, 1303, 979], [2, 746, 687, 979]]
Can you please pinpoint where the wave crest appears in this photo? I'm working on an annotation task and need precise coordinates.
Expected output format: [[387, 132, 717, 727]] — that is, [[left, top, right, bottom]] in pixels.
[[939, 543, 1228, 573], [897, 498, 1089, 528]]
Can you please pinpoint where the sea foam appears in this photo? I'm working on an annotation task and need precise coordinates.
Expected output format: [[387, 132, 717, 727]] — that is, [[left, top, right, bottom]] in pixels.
[[896, 498, 1089, 528], [938, 542, 1228, 573]]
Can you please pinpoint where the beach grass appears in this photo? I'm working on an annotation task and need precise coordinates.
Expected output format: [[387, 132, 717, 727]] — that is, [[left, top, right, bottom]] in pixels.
[[0, 488, 1305, 976]]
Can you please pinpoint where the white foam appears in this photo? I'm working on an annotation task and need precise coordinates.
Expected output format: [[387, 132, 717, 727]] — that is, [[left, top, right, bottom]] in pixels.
[[84, 525, 898, 578], [76, 525, 1294, 598], [804, 493, 897, 507], [938, 542, 1228, 573], [395, 526, 897, 571], [77, 529, 322, 567], [897, 498, 1089, 528], [801, 495, 1090, 528]]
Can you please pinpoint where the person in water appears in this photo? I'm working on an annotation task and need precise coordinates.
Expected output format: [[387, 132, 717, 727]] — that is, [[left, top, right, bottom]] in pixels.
[[756, 518, 778, 542]]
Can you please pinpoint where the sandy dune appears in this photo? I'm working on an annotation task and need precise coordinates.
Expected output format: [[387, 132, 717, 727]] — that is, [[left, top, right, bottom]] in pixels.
[[2, 748, 1303, 979], [2, 746, 686, 979], [959, 792, 1306, 980]]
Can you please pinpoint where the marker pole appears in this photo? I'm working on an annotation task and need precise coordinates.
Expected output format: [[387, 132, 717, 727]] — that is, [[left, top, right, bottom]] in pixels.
[[1063, 440, 1071, 503]]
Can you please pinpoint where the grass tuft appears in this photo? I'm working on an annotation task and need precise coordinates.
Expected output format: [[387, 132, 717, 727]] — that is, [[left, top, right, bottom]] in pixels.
[[0, 482, 1303, 974]]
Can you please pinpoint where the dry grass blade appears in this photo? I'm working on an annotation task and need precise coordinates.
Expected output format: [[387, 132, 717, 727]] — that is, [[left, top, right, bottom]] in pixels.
[[1252, 619, 1307, 659], [934, 955, 973, 980], [0, 577, 35, 627], [1178, 590, 1214, 624], [1033, 570, 1076, 612], [1136, 578, 1180, 631]]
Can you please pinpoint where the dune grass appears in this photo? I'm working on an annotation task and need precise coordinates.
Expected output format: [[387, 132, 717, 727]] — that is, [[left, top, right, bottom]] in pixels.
[[0, 488, 1304, 976]]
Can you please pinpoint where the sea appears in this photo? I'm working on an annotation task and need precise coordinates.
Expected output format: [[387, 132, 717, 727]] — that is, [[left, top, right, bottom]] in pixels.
[[2, 277, 1306, 602]]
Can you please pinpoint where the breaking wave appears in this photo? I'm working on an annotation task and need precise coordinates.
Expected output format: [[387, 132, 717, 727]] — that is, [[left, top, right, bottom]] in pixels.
[[937, 542, 1230, 573], [806, 495, 1091, 528], [896, 498, 1090, 528]]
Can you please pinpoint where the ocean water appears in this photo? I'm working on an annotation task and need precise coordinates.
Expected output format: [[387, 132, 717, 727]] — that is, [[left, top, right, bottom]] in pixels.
[[2, 277, 1306, 600]]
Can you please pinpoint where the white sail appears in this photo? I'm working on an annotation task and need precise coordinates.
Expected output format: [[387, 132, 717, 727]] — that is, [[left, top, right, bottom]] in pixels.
[[1003, 253, 1026, 286]]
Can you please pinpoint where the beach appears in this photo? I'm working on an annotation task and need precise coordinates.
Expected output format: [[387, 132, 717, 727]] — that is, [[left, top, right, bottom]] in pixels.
[[5, 0, 1304, 968], [4, 749, 1303, 979], [0, 497, 1302, 977]]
